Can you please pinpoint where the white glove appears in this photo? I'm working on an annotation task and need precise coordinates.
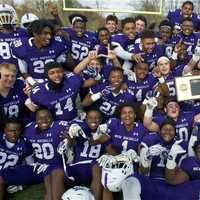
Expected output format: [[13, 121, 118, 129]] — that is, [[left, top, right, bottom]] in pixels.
[[144, 97, 158, 109], [147, 144, 167, 158], [115, 150, 138, 163], [166, 140, 186, 169], [31, 163, 49, 174], [121, 149, 139, 162], [7, 185, 23, 194], [57, 139, 68, 154], [26, 76, 39, 88], [68, 124, 87, 139], [57, 139, 74, 164], [143, 97, 157, 118], [192, 46, 200, 62], [97, 155, 117, 168], [93, 124, 108, 140]]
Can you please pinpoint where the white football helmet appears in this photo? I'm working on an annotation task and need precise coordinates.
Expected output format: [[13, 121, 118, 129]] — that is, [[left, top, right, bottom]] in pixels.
[[101, 161, 134, 192], [0, 4, 17, 26], [61, 186, 95, 200], [20, 13, 39, 29]]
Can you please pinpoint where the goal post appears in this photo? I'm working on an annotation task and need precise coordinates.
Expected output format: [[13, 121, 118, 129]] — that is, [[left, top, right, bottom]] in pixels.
[[62, 0, 163, 15]]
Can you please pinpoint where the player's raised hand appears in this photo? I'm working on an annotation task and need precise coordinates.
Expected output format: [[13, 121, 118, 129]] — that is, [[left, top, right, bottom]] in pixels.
[[88, 50, 98, 60], [131, 53, 144, 63], [174, 39, 184, 54], [83, 66, 98, 78], [47, 2, 59, 16], [68, 124, 87, 139], [23, 82, 32, 96], [152, 66, 162, 78]]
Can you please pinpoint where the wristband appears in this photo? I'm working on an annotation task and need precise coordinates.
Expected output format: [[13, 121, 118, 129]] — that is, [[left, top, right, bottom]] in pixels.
[[166, 158, 176, 169], [192, 54, 200, 62], [25, 98, 32, 106], [144, 107, 154, 118], [171, 52, 178, 60], [26, 77, 37, 86], [158, 76, 165, 84], [91, 92, 102, 102], [94, 73, 101, 81]]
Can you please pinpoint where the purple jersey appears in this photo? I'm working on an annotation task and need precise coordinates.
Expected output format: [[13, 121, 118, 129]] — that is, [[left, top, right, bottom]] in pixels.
[[175, 111, 194, 142], [0, 27, 28, 76], [24, 120, 68, 165], [171, 32, 200, 63], [63, 27, 97, 65], [70, 120, 105, 163], [0, 134, 33, 171], [89, 83, 136, 120], [141, 133, 187, 179], [111, 33, 135, 50], [0, 79, 27, 120], [163, 73, 176, 97], [181, 156, 200, 180], [11, 36, 68, 79], [153, 111, 194, 142], [106, 118, 148, 153], [126, 73, 157, 103], [167, 9, 200, 32], [30, 73, 83, 121], [129, 43, 165, 70], [155, 32, 175, 58]]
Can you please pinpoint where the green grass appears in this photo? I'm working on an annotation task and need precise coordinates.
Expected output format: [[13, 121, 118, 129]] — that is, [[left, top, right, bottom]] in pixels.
[[9, 184, 44, 200]]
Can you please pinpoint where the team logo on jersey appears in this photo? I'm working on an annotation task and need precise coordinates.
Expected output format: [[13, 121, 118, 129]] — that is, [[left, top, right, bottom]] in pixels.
[[49, 50, 55, 54], [13, 95, 18, 99]]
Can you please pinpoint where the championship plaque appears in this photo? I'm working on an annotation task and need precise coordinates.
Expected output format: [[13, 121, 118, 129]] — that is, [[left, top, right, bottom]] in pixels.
[[175, 75, 200, 101]]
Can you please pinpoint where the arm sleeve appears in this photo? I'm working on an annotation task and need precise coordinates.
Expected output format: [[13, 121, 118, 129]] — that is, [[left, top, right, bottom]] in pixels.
[[18, 58, 28, 74], [112, 42, 133, 60]]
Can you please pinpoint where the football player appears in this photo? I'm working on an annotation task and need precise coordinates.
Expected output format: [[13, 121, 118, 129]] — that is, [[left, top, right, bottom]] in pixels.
[[11, 19, 69, 83], [0, 4, 28, 77], [62, 109, 107, 200], [122, 119, 188, 200], [167, 1, 200, 33], [96, 103, 148, 200], [24, 107, 69, 200], [105, 15, 119, 35], [26, 61, 96, 121], [82, 67, 136, 121], [128, 30, 165, 71], [63, 14, 97, 66], [143, 97, 200, 142], [0, 118, 34, 200], [0, 63, 28, 123]]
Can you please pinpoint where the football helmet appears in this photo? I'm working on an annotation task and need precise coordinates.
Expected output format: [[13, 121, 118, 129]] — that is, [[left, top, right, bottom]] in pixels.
[[0, 4, 17, 26], [61, 186, 95, 200], [101, 161, 134, 192], [20, 13, 39, 29]]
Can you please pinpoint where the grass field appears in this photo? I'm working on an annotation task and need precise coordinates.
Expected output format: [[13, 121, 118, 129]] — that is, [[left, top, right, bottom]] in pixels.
[[10, 184, 44, 200]]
